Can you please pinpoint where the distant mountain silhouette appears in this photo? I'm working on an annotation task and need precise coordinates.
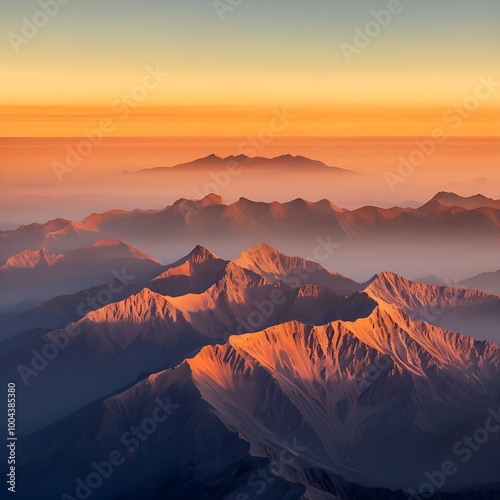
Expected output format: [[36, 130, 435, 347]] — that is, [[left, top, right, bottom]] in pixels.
[[0, 238, 162, 312], [123, 153, 358, 175], [1, 192, 498, 282]]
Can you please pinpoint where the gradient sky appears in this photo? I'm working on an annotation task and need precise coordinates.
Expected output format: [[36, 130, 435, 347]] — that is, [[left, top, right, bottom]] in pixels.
[[1, 0, 499, 136]]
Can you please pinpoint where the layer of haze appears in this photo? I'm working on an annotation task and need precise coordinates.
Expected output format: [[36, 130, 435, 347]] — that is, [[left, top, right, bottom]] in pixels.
[[1, 137, 499, 225], [0, 0, 499, 223]]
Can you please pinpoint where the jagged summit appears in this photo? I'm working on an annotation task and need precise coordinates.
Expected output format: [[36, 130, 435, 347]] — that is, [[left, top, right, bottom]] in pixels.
[[170, 193, 223, 211], [161, 245, 221, 269], [149, 245, 227, 297], [198, 193, 223, 206], [5, 240, 500, 498], [0, 247, 61, 270], [419, 191, 500, 213], [234, 242, 362, 295], [187, 244, 220, 262]]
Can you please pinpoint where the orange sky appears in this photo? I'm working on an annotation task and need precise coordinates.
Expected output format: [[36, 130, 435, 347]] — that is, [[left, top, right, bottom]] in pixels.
[[2, 104, 499, 138], [2, 0, 500, 138]]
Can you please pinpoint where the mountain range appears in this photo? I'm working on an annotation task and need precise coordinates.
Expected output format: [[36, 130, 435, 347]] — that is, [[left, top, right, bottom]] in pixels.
[[415, 269, 500, 296], [1, 191, 498, 282], [2, 242, 499, 499], [0, 239, 163, 313], [123, 153, 358, 176]]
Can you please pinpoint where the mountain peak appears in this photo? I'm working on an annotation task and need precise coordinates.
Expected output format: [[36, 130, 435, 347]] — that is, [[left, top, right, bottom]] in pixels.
[[233, 243, 362, 295], [86, 287, 177, 324], [316, 198, 344, 212], [235, 242, 281, 264], [432, 191, 470, 204], [188, 245, 220, 263], [202, 153, 221, 160], [366, 271, 411, 293], [210, 261, 271, 297], [43, 218, 71, 232], [88, 238, 127, 248], [164, 245, 221, 270], [169, 193, 223, 213], [133, 153, 357, 175], [198, 193, 223, 206], [84, 238, 160, 263], [150, 245, 227, 296], [422, 191, 500, 211], [246, 241, 276, 253], [1, 247, 61, 270]]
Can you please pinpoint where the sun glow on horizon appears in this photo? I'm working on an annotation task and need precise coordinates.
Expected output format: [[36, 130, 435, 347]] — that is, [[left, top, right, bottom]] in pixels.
[[1, 0, 499, 137], [1, 103, 499, 138]]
